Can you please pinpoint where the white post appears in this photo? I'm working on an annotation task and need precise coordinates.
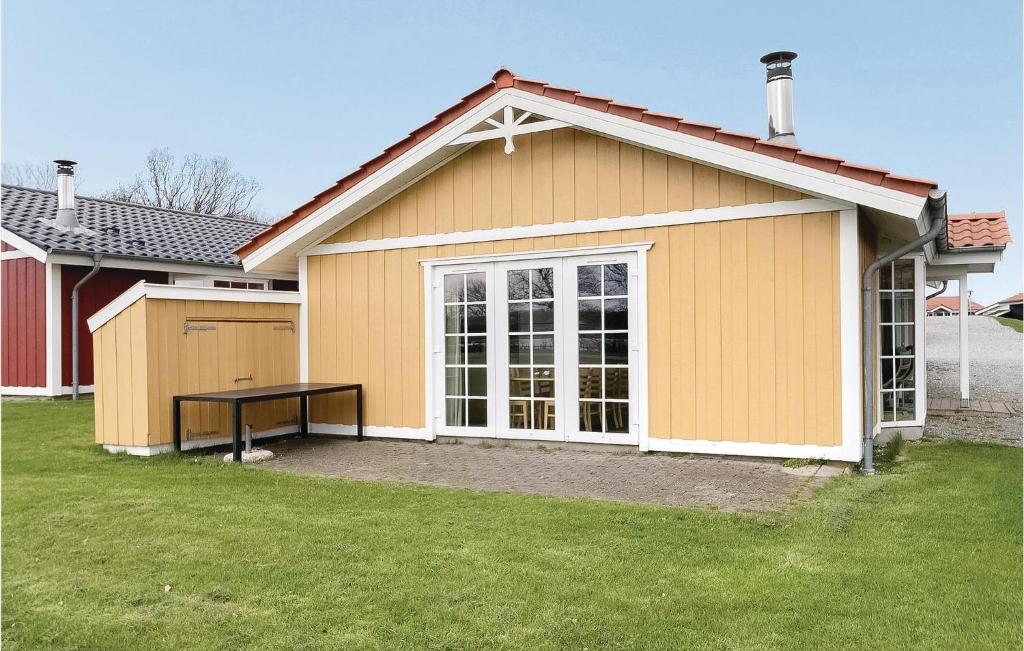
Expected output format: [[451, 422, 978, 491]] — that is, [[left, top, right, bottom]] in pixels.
[[959, 274, 970, 404]]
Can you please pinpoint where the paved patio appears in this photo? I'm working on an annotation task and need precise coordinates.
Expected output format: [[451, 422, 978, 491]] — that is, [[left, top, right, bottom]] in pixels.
[[262, 437, 842, 511]]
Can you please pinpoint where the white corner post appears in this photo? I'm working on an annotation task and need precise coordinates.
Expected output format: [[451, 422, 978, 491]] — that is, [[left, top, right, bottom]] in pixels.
[[958, 273, 970, 403], [45, 261, 63, 397]]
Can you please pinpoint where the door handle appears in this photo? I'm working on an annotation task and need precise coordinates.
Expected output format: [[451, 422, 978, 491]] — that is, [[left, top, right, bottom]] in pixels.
[[233, 374, 253, 383]]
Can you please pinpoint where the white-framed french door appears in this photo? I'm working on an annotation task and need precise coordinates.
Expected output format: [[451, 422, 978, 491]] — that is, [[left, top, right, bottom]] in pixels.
[[429, 247, 641, 445]]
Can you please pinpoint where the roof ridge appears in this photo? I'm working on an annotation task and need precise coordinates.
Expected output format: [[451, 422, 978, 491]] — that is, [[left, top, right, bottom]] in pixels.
[[1, 183, 266, 226], [234, 67, 945, 258]]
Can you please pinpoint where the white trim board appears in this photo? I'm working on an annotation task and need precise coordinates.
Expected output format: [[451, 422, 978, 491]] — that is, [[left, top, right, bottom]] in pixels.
[[1, 385, 97, 397], [310, 423, 433, 441], [240, 87, 929, 272], [45, 261, 62, 396], [647, 437, 862, 462], [838, 209, 862, 461], [0, 228, 48, 262], [103, 425, 299, 456], [419, 242, 653, 267], [48, 252, 297, 279], [87, 281, 301, 332], [305, 198, 844, 257], [0, 250, 32, 261]]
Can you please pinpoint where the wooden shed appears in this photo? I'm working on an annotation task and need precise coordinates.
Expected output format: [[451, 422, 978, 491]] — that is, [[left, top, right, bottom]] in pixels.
[[87, 283, 302, 454]]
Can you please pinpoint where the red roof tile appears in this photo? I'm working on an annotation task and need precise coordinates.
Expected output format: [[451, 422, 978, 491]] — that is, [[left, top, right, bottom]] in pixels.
[[236, 68, 943, 258], [946, 211, 1012, 249], [926, 296, 983, 312]]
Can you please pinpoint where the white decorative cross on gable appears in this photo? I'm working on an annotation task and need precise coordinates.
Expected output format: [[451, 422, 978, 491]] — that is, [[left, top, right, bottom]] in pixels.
[[449, 106, 568, 154]]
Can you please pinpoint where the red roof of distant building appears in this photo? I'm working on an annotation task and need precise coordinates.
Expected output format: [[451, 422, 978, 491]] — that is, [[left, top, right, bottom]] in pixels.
[[236, 68, 945, 258], [927, 296, 983, 312], [946, 211, 1012, 249]]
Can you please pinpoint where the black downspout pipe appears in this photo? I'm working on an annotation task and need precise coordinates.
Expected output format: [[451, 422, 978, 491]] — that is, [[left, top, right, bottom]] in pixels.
[[861, 191, 946, 474], [71, 254, 103, 400]]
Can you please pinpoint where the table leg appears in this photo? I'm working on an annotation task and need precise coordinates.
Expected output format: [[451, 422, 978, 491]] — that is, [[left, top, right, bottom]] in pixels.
[[356, 385, 364, 441], [232, 401, 243, 462], [173, 398, 182, 452], [300, 395, 309, 437]]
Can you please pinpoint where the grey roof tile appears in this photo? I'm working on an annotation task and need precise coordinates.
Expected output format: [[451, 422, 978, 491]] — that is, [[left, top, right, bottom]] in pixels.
[[1, 185, 271, 267]]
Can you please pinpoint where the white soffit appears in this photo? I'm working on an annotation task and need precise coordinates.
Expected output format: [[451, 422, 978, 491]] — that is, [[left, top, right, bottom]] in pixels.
[[242, 88, 929, 273]]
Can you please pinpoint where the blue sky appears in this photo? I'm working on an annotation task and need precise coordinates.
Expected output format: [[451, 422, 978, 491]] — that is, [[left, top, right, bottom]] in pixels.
[[3, 0, 1020, 302]]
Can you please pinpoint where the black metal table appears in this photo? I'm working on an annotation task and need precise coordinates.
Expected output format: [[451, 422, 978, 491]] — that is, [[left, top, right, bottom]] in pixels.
[[173, 382, 363, 462]]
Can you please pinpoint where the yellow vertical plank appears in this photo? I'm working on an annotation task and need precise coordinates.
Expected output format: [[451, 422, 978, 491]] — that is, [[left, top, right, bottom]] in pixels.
[[336, 255, 353, 422], [745, 178, 775, 204], [510, 133, 533, 227], [349, 208, 366, 241], [551, 129, 575, 222], [573, 130, 597, 220], [318, 255, 338, 422], [399, 186, 418, 237], [114, 312, 133, 445], [92, 327, 105, 443], [307, 257, 322, 384], [831, 213, 842, 445], [491, 138, 512, 229], [668, 225, 696, 440], [350, 252, 369, 422], [472, 141, 492, 230], [363, 207, 384, 241], [381, 198, 401, 239], [401, 248, 421, 427], [368, 251, 386, 424], [553, 234, 576, 249], [596, 135, 620, 218], [531, 131, 553, 224], [692, 164, 720, 209], [645, 227, 671, 439], [597, 230, 621, 245], [746, 218, 776, 443], [101, 322, 119, 445], [773, 185, 802, 201], [417, 174, 437, 235], [384, 250, 404, 426], [694, 223, 722, 440], [493, 239, 515, 253], [575, 232, 600, 247], [129, 301, 149, 446], [619, 143, 643, 216], [775, 214, 804, 443], [453, 152, 473, 232], [474, 241, 494, 255], [642, 149, 668, 215], [434, 166, 455, 235], [719, 171, 747, 207], [802, 214, 823, 445], [721, 220, 749, 441], [666, 157, 693, 212]]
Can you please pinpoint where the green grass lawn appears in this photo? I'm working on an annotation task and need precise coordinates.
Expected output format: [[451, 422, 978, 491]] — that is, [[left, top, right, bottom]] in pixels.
[[2, 401, 1021, 649], [995, 316, 1024, 333]]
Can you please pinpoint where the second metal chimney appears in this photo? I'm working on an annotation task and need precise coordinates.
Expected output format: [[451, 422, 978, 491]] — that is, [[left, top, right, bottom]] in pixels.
[[760, 51, 798, 145], [40, 160, 93, 235]]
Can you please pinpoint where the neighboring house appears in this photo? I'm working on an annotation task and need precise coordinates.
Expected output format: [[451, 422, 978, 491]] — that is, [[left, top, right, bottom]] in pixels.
[[926, 296, 982, 316], [978, 292, 1024, 319], [0, 163, 297, 397], [91, 54, 1012, 463]]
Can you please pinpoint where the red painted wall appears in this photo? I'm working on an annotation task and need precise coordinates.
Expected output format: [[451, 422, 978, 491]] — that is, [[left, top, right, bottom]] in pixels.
[[61, 266, 167, 387], [1, 257, 47, 387]]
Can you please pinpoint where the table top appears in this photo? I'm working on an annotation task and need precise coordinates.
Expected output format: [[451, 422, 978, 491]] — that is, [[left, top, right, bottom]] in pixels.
[[174, 382, 360, 402]]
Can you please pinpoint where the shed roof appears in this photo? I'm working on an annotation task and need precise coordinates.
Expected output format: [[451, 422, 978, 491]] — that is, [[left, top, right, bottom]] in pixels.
[[926, 296, 983, 312], [2, 184, 268, 267], [946, 211, 1013, 249]]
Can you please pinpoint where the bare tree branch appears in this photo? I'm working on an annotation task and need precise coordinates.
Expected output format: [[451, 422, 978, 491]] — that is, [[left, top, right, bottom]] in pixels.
[[2, 162, 82, 191], [103, 148, 264, 221]]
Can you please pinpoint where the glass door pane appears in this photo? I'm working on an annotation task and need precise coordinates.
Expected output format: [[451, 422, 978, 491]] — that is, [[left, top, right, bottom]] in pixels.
[[442, 271, 489, 428], [505, 266, 558, 433]]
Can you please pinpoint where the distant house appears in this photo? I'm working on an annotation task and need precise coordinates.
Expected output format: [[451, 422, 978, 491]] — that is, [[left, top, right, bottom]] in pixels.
[[0, 162, 296, 397], [926, 296, 982, 317], [978, 293, 1023, 320]]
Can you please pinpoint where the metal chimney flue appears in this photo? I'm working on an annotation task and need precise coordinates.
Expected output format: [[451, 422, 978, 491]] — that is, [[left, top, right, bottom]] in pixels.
[[760, 51, 798, 145], [40, 160, 93, 235]]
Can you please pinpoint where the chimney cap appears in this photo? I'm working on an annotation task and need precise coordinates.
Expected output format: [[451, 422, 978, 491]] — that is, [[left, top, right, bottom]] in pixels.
[[54, 160, 78, 173], [760, 51, 798, 65]]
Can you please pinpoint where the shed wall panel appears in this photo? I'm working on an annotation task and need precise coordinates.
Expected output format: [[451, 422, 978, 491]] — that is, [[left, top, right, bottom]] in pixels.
[[1, 257, 46, 388]]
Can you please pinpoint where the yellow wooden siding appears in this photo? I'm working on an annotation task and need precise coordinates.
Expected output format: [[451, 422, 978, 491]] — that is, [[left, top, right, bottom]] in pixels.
[[307, 210, 841, 445], [325, 130, 807, 244], [93, 298, 300, 447]]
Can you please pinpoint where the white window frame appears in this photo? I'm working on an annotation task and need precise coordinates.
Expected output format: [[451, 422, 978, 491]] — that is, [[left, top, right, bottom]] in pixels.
[[423, 242, 650, 446], [876, 253, 926, 429]]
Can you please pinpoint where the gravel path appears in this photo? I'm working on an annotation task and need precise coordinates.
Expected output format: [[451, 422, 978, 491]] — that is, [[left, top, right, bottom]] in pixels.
[[263, 438, 840, 511], [926, 315, 1022, 446]]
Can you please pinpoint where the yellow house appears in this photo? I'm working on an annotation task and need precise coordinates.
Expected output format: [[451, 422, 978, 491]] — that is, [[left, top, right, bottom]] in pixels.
[[95, 55, 1011, 468]]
